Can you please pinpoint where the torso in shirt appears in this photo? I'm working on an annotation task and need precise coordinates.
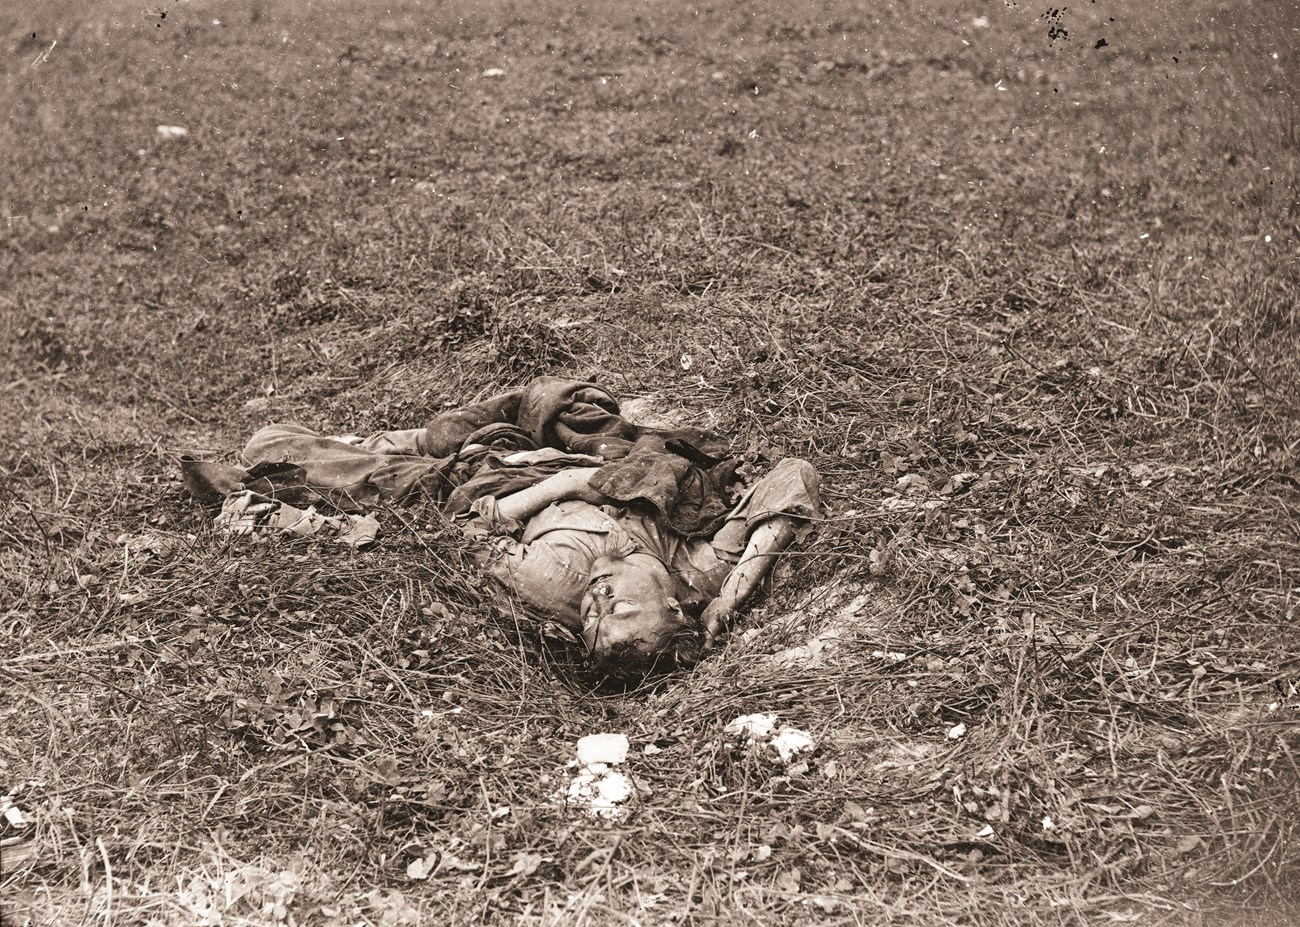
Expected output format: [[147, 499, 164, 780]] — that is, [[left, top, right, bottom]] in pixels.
[[497, 500, 734, 623]]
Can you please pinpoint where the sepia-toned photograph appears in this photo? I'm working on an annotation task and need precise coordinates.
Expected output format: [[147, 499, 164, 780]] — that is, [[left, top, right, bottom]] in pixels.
[[2, 0, 1297, 923]]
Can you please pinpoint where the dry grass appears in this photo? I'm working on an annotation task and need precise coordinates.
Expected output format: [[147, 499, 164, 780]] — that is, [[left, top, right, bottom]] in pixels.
[[3, 0, 1299, 924]]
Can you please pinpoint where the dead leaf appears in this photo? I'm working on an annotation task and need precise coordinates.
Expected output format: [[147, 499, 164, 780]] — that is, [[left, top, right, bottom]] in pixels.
[[506, 851, 543, 878], [439, 852, 481, 873], [405, 850, 438, 880], [895, 473, 930, 494], [774, 867, 802, 892], [842, 800, 871, 823]]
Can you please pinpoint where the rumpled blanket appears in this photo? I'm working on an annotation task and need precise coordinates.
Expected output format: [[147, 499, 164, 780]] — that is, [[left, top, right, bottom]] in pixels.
[[182, 376, 744, 541]]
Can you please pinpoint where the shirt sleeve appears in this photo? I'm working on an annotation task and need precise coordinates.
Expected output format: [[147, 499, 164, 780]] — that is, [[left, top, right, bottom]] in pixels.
[[459, 495, 525, 542], [711, 457, 821, 558]]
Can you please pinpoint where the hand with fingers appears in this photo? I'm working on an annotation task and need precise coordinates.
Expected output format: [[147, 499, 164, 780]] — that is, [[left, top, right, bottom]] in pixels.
[[700, 598, 735, 650]]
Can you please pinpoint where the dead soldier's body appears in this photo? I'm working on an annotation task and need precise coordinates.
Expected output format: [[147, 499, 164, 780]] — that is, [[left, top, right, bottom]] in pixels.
[[183, 377, 821, 676], [460, 457, 820, 673]]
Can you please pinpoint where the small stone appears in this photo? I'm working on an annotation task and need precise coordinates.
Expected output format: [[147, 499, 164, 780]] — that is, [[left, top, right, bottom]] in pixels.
[[576, 733, 629, 767]]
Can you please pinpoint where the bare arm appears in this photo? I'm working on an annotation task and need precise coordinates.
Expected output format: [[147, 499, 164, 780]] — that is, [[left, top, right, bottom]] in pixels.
[[457, 468, 605, 618], [494, 467, 605, 522], [701, 515, 798, 644]]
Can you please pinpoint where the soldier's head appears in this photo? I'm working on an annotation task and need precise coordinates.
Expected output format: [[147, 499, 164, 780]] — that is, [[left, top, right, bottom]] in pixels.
[[579, 552, 703, 673]]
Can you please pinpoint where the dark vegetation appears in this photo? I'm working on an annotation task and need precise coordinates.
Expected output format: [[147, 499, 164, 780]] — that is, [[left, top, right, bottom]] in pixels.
[[2, 0, 1298, 923]]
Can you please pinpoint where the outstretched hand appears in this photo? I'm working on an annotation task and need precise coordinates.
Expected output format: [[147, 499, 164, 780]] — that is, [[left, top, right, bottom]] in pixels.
[[699, 515, 799, 650], [700, 598, 735, 650]]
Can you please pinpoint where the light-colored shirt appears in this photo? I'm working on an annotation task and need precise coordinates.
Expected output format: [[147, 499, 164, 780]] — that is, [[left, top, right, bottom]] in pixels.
[[460, 456, 821, 627], [461, 498, 735, 624]]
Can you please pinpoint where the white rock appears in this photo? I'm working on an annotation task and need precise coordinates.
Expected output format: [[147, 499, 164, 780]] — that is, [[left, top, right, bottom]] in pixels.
[[724, 713, 778, 739], [156, 125, 189, 139], [482, 67, 506, 78], [576, 733, 628, 767], [770, 727, 815, 763], [726, 714, 816, 765], [947, 722, 967, 740], [566, 767, 633, 820], [593, 771, 633, 805], [560, 734, 635, 819]]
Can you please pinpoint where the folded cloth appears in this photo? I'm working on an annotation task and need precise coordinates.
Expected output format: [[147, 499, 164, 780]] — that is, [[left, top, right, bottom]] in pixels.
[[418, 376, 729, 462], [182, 376, 752, 546], [418, 377, 635, 459], [418, 377, 738, 534], [417, 388, 527, 458], [589, 434, 742, 538]]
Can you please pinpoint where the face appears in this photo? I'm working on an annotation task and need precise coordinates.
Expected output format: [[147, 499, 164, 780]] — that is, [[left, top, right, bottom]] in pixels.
[[580, 553, 703, 672]]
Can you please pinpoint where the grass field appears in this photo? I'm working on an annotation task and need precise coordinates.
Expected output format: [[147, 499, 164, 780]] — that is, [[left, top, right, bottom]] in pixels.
[[2, 0, 1299, 924]]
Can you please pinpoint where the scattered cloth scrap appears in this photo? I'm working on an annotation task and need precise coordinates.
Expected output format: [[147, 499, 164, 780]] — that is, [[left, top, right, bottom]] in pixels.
[[216, 490, 381, 548]]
